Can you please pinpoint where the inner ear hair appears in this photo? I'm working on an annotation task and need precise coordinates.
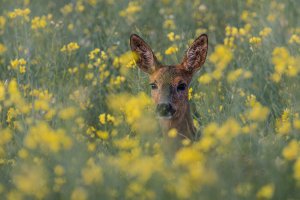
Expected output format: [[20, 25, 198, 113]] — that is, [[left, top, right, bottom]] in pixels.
[[130, 34, 158, 74], [183, 34, 208, 73]]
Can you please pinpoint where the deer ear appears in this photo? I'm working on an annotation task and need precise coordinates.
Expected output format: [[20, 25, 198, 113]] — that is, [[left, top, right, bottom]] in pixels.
[[181, 34, 208, 73], [130, 34, 158, 74]]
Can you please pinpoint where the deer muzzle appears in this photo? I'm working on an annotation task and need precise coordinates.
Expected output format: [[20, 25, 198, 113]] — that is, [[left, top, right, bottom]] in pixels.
[[156, 103, 176, 119]]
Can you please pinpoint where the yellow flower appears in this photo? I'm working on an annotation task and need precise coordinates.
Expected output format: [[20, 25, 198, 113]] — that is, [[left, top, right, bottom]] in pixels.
[[188, 88, 193, 100], [294, 158, 300, 182], [227, 68, 243, 83], [88, 48, 100, 60], [110, 75, 126, 86], [109, 92, 152, 125], [196, 136, 215, 151], [119, 1, 141, 17], [165, 45, 179, 55], [289, 34, 300, 44], [76, 2, 85, 12], [0, 129, 12, 145], [54, 165, 65, 176], [13, 164, 48, 199], [8, 8, 31, 20], [276, 120, 291, 135], [174, 147, 204, 166], [114, 51, 139, 68], [71, 187, 88, 200], [168, 128, 177, 138], [282, 140, 299, 161], [0, 82, 5, 101], [163, 19, 176, 29], [98, 113, 115, 125], [198, 73, 212, 84], [19, 65, 26, 74], [271, 47, 299, 81], [61, 42, 80, 53], [85, 72, 94, 80], [209, 45, 232, 70], [81, 158, 103, 185], [99, 113, 106, 124], [256, 184, 274, 199], [60, 3, 73, 16], [59, 107, 77, 119], [24, 122, 73, 152], [31, 16, 47, 30], [249, 36, 262, 45], [234, 182, 253, 197], [10, 58, 27, 71], [259, 27, 272, 37], [88, 0, 97, 6], [224, 36, 235, 48], [167, 32, 180, 41], [293, 118, 300, 129], [18, 148, 28, 159], [247, 103, 269, 121], [96, 130, 109, 140], [0, 16, 6, 28], [0, 43, 7, 54]]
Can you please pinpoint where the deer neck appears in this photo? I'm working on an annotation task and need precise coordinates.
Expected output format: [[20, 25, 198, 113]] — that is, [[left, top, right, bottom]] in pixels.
[[159, 105, 196, 140]]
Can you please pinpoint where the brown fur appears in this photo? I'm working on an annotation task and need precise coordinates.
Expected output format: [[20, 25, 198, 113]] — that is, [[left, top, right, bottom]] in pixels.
[[130, 34, 208, 140]]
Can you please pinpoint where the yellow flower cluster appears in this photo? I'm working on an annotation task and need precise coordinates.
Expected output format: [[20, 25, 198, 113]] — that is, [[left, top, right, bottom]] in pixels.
[[227, 68, 252, 83], [9, 58, 27, 74], [224, 24, 251, 47], [259, 27, 272, 37], [0, 43, 7, 54], [275, 109, 292, 135], [210, 45, 233, 70], [282, 140, 299, 160], [163, 19, 176, 29], [165, 45, 179, 55], [24, 122, 73, 153], [0, 16, 6, 28], [7, 8, 31, 20], [289, 34, 300, 44], [167, 32, 180, 41], [13, 164, 48, 199], [199, 45, 233, 84], [60, 42, 80, 53], [245, 94, 269, 122], [256, 184, 274, 199], [31, 15, 50, 30], [249, 36, 262, 45], [271, 47, 299, 82], [60, 3, 73, 16], [99, 113, 115, 125], [81, 158, 103, 185], [109, 92, 156, 133], [114, 51, 139, 68], [119, 2, 141, 17]]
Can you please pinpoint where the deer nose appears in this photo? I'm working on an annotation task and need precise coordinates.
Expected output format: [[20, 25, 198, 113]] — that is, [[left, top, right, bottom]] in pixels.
[[156, 103, 175, 118]]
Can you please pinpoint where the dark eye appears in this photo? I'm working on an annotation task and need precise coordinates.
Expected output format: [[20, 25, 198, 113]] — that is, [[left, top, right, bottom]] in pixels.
[[150, 83, 158, 90], [177, 83, 187, 91]]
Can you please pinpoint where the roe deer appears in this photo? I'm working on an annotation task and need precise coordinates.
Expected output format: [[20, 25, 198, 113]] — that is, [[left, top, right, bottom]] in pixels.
[[130, 34, 208, 140]]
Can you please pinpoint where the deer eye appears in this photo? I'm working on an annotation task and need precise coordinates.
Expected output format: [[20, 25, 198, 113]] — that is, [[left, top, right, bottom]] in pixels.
[[150, 83, 158, 90], [177, 83, 187, 91]]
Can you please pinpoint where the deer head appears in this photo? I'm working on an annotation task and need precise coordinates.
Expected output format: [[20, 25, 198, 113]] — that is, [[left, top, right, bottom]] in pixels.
[[130, 34, 208, 140]]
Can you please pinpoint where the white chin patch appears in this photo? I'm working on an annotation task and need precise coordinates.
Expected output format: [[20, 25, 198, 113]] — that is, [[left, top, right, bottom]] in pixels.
[[158, 114, 173, 120]]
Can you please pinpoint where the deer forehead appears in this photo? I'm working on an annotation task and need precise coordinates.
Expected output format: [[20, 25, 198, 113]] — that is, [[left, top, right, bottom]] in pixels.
[[149, 66, 192, 85]]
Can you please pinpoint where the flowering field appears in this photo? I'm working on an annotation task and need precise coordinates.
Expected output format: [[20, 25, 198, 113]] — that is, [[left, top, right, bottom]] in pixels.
[[0, 0, 300, 199]]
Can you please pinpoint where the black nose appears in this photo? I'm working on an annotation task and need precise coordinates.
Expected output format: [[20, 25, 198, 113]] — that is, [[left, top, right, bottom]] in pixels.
[[156, 103, 175, 117]]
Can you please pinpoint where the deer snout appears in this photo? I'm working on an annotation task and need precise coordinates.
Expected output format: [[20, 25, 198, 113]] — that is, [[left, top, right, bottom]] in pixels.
[[156, 103, 176, 118]]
